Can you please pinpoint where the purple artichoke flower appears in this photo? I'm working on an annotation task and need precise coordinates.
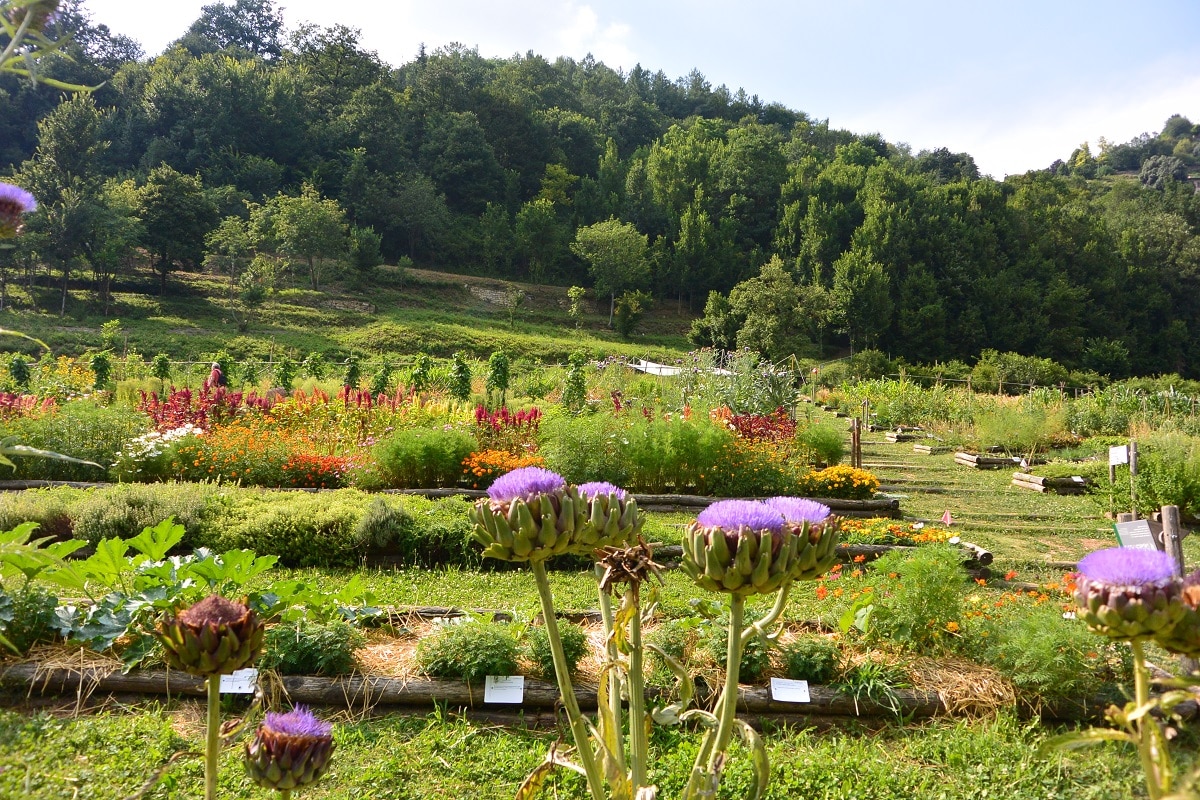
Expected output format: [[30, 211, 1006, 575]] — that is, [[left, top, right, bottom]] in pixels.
[[487, 466, 565, 502], [245, 705, 335, 791], [763, 497, 830, 524], [696, 500, 784, 533], [682, 499, 840, 596], [0, 182, 37, 239], [1075, 548, 1186, 640], [576, 481, 627, 500]]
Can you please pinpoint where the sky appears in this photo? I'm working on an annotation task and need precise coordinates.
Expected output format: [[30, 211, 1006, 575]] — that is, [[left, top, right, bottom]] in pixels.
[[81, 0, 1200, 178]]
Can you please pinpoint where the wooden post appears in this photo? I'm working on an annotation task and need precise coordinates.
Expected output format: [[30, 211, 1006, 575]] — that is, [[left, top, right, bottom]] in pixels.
[[861, 399, 869, 428], [1117, 512, 1135, 524], [1161, 505, 1197, 674], [1161, 506, 1185, 576], [851, 418, 862, 469], [1129, 440, 1139, 519]]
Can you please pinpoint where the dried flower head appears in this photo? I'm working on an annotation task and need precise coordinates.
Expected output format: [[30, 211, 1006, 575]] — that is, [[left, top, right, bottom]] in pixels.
[[0, 183, 37, 239], [487, 466, 565, 502], [156, 594, 264, 676]]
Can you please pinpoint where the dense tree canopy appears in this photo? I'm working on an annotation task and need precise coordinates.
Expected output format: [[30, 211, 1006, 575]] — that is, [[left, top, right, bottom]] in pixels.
[[3, 0, 1200, 376]]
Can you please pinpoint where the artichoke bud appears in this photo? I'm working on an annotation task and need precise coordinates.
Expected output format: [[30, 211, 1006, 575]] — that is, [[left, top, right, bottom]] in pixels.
[[574, 484, 641, 552], [245, 706, 335, 792], [157, 595, 263, 677], [1156, 571, 1200, 655]]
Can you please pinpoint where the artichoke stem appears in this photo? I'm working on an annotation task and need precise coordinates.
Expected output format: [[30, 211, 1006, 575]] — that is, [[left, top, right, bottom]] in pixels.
[[1132, 638, 1167, 800], [205, 674, 221, 800], [532, 561, 606, 800], [741, 582, 791, 649], [626, 584, 648, 793], [709, 593, 745, 772], [595, 564, 626, 778]]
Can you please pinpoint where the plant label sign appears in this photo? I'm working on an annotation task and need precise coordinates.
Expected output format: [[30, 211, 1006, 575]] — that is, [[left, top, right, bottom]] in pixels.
[[484, 675, 524, 704], [1113, 519, 1161, 551], [219, 668, 258, 694], [1109, 445, 1130, 466], [769, 678, 811, 703]]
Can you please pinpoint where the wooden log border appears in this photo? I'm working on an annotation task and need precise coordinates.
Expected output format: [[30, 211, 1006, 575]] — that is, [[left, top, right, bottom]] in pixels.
[[0, 663, 1132, 725]]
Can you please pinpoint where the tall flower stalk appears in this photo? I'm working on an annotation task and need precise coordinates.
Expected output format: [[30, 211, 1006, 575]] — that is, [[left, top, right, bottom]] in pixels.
[[157, 595, 264, 800], [1045, 547, 1200, 800], [679, 497, 839, 800]]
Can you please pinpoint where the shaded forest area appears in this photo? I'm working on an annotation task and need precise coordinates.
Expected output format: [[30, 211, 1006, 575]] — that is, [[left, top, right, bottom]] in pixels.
[[2, 0, 1199, 377]]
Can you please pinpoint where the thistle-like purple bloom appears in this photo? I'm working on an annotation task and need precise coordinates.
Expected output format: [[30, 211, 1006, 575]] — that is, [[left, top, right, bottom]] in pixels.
[[763, 497, 830, 525], [577, 481, 627, 500], [263, 705, 333, 739], [696, 499, 784, 533], [487, 466, 565, 502], [0, 182, 37, 239], [1078, 548, 1177, 587]]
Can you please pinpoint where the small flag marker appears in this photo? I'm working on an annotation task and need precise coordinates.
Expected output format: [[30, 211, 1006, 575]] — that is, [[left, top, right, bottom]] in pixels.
[[941, 510, 954, 526]]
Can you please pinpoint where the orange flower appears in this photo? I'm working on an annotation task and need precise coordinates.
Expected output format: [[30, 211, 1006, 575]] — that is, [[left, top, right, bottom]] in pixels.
[[815, 585, 829, 600], [945, 621, 960, 633], [853, 554, 866, 563], [1004, 570, 1018, 581]]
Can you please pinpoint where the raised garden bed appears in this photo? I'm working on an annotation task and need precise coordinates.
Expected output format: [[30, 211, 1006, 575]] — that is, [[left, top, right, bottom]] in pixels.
[[1011, 472, 1089, 495], [955, 452, 1038, 470], [912, 444, 952, 455]]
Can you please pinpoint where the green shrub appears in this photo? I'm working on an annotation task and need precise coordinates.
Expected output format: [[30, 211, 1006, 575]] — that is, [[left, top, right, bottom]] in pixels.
[[260, 618, 365, 676], [380, 496, 478, 568], [646, 618, 698, 685], [71, 482, 224, 547], [371, 427, 477, 489], [623, 417, 730, 494], [416, 619, 519, 682], [3, 400, 146, 481], [834, 657, 908, 717], [795, 422, 846, 466], [780, 636, 840, 684], [525, 621, 589, 679], [0, 487, 82, 541], [350, 497, 414, 551], [867, 545, 965, 655], [0, 583, 58, 654], [1132, 431, 1200, 517], [211, 491, 365, 566], [538, 411, 630, 486], [966, 602, 1127, 706], [702, 610, 772, 683]]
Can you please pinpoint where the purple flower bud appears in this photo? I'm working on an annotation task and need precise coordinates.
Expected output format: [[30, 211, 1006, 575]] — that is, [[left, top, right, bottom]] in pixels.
[[577, 481, 627, 500], [763, 496, 830, 525], [487, 466, 565, 502], [0, 182, 37, 239], [696, 499, 784, 533]]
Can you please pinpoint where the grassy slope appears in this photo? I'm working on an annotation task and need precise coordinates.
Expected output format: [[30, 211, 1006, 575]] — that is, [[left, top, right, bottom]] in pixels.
[[0, 264, 696, 363]]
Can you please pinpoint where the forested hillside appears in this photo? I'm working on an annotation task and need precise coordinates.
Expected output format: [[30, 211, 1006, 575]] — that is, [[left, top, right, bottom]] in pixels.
[[2, 0, 1199, 377]]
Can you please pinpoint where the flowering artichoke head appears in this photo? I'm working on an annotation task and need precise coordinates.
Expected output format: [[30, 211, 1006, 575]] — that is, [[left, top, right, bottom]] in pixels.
[[681, 498, 838, 597], [1074, 548, 1186, 641], [245, 705, 335, 791]]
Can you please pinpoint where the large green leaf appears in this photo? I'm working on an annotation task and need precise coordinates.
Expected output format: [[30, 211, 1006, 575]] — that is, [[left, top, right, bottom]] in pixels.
[[126, 518, 186, 562]]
